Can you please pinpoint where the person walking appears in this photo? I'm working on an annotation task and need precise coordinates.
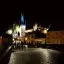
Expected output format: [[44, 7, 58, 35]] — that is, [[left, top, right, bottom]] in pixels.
[[22, 41, 23, 50]]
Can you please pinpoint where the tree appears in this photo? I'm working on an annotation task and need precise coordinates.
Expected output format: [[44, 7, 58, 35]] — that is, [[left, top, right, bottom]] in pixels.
[[33, 30, 46, 38]]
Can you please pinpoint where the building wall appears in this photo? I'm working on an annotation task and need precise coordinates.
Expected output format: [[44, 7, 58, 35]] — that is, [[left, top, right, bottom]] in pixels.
[[46, 31, 64, 44]]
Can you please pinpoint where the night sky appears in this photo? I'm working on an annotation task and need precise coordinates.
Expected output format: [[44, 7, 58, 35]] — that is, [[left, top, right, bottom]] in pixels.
[[0, 7, 64, 34]]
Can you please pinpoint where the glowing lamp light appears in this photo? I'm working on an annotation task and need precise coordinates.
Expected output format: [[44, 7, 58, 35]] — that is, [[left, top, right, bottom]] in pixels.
[[25, 37, 28, 40], [33, 24, 37, 31], [43, 29, 47, 34], [16, 25, 21, 32], [25, 29, 33, 33], [7, 29, 12, 35], [12, 38, 15, 41], [47, 28, 49, 30], [43, 28, 49, 34]]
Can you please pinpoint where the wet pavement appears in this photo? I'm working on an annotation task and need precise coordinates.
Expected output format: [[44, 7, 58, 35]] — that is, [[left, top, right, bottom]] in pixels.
[[8, 48, 64, 64]]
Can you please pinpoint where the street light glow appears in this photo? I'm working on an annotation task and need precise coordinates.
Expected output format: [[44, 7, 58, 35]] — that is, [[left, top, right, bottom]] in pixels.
[[7, 29, 12, 35], [33, 24, 37, 31], [47, 28, 49, 30], [25, 29, 33, 33], [25, 37, 28, 40], [43, 29, 47, 34], [43, 28, 49, 34], [16, 25, 21, 32]]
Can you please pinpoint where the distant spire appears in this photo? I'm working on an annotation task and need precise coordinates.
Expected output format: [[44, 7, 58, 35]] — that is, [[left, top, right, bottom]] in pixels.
[[21, 13, 24, 24]]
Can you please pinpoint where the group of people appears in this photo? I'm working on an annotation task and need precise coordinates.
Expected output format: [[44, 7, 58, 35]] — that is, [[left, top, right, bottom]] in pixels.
[[12, 40, 42, 49]]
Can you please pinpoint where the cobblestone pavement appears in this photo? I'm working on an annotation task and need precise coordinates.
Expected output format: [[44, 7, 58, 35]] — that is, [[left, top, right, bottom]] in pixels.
[[8, 48, 63, 64]]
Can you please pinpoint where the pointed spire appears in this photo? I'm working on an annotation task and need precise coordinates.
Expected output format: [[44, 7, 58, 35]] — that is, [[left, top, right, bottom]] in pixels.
[[21, 13, 24, 24]]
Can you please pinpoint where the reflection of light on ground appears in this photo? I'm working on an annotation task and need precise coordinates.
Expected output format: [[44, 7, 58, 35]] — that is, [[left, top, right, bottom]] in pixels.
[[37, 48, 60, 64], [8, 48, 61, 64], [47, 49, 60, 53], [8, 53, 16, 64], [42, 49, 50, 62], [24, 45, 28, 48], [36, 48, 50, 64], [37, 48, 50, 57]]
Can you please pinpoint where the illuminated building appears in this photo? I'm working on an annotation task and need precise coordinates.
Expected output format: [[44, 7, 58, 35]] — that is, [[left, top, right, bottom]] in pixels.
[[12, 13, 26, 38], [20, 13, 26, 37]]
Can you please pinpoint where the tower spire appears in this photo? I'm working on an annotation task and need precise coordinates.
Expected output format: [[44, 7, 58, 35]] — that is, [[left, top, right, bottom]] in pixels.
[[21, 13, 24, 24]]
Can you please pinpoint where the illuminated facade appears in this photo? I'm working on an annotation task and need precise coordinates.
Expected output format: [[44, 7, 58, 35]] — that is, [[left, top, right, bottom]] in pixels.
[[20, 13, 26, 37], [11, 13, 26, 39]]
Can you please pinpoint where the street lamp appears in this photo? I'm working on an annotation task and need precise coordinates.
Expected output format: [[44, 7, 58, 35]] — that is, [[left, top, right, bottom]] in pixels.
[[43, 28, 49, 44], [43, 29, 47, 34]]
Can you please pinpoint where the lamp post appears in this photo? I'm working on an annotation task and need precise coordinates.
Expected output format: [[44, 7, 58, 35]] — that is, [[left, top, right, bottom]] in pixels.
[[43, 28, 49, 45]]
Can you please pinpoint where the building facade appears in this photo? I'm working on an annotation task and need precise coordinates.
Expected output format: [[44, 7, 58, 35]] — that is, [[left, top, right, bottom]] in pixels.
[[46, 31, 64, 44]]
